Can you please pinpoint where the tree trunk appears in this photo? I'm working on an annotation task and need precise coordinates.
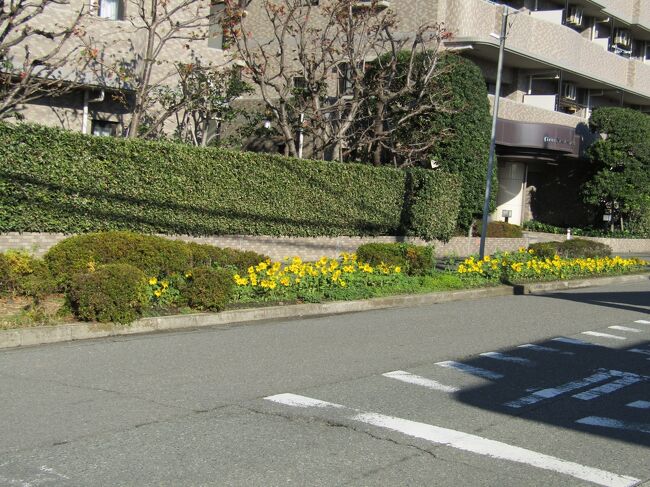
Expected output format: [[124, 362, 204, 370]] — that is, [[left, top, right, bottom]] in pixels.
[[372, 99, 385, 166]]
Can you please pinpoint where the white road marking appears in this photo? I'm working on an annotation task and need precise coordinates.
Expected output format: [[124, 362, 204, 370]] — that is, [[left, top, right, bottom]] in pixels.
[[608, 326, 642, 333], [552, 337, 598, 347], [582, 331, 626, 340], [634, 320, 650, 324], [628, 348, 650, 356], [265, 394, 639, 487], [573, 373, 645, 401], [265, 393, 344, 409], [576, 416, 650, 435], [435, 361, 504, 380], [382, 371, 459, 393], [504, 370, 621, 408], [518, 344, 574, 355], [627, 400, 650, 409], [480, 352, 535, 366]]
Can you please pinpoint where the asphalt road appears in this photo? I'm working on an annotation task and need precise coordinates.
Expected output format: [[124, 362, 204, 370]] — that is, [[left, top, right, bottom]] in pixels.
[[1, 280, 649, 486]]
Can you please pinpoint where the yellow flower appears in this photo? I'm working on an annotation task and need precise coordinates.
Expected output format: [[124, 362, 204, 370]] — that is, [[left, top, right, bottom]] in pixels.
[[394, 266, 401, 274], [184, 271, 192, 278], [87, 260, 96, 273], [256, 262, 268, 272], [154, 290, 162, 297], [161, 280, 169, 289], [280, 277, 291, 286], [340, 280, 347, 287], [149, 277, 158, 285]]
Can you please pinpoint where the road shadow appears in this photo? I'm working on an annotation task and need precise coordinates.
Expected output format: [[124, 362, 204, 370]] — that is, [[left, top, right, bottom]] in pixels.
[[453, 336, 650, 447], [535, 287, 650, 315]]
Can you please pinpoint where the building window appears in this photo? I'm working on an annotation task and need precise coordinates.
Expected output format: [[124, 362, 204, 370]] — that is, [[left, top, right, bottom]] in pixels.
[[337, 63, 353, 97], [92, 120, 119, 137], [99, 0, 124, 20], [209, 2, 226, 49]]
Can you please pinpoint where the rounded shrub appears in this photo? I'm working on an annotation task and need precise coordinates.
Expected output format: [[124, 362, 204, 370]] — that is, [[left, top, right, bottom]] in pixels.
[[0, 253, 10, 294], [0, 250, 55, 299], [183, 266, 234, 311], [476, 222, 523, 238], [356, 243, 435, 276], [15, 260, 56, 303], [45, 232, 267, 289], [67, 263, 149, 324], [557, 239, 611, 258], [528, 239, 612, 259], [528, 241, 561, 259], [185, 242, 268, 271], [46, 232, 191, 288]]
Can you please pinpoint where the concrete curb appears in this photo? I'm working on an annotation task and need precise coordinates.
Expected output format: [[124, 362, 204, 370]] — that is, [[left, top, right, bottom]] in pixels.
[[514, 272, 650, 295], [0, 286, 512, 350], [1, 272, 649, 350]]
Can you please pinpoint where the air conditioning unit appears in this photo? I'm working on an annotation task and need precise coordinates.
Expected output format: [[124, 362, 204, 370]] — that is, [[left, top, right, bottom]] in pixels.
[[562, 82, 577, 101], [613, 28, 631, 49], [566, 6, 583, 27]]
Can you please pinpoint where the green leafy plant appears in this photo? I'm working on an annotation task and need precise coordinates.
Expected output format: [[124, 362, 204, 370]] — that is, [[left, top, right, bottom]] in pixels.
[[67, 263, 150, 324], [356, 243, 435, 276], [0, 250, 55, 301], [44, 232, 268, 290], [475, 221, 523, 238], [0, 122, 461, 241], [183, 266, 234, 311]]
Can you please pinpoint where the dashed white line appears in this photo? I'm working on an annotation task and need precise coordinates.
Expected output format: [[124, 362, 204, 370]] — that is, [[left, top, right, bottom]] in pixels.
[[628, 348, 650, 356], [582, 331, 626, 340], [518, 344, 574, 355], [608, 326, 642, 333], [504, 370, 620, 408], [382, 370, 459, 393], [551, 337, 598, 347], [634, 320, 650, 325], [265, 393, 639, 487], [572, 373, 645, 401], [626, 400, 650, 409], [480, 352, 535, 366], [576, 416, 650, 435], [435, 361, 504, 380]]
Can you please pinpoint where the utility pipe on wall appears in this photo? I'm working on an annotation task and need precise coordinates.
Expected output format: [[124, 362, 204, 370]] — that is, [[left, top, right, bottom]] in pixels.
[[81, 89, 106, 135]]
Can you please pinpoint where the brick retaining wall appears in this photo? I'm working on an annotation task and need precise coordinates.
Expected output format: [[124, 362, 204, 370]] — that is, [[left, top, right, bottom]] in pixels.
[[0, 232, 648, 260]]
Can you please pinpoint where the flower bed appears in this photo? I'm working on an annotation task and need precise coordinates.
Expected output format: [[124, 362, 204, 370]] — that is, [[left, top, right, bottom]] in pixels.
[[457, 248, 647, 284]]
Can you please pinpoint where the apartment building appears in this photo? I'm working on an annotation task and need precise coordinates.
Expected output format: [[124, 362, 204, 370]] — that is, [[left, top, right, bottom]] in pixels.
[[432, 0, 650, 226]]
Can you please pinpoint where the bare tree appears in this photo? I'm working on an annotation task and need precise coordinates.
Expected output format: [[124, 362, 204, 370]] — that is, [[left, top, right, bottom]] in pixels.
[[353, 28, 454, 167], [82, 0, 228, 138], [152, 61, 252, 146], [225, 0, 451, 161], [0, 0, 86, 120]]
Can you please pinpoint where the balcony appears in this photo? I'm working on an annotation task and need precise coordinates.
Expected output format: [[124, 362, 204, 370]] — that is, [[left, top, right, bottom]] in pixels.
[[445, 0, 650, 100], [488, 95, 583, 128]]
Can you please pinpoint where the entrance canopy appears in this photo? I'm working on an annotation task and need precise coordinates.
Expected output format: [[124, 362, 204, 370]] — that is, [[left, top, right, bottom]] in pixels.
[[495, 119, 587, 159]]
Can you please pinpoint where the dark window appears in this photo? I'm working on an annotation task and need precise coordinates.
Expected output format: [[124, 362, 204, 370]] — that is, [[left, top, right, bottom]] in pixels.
[[92, 120, 119, 137], [337, 63, 353, 96]]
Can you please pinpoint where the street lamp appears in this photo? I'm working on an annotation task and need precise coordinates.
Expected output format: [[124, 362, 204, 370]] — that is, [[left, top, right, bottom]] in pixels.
[[479, 5, 515, 260]]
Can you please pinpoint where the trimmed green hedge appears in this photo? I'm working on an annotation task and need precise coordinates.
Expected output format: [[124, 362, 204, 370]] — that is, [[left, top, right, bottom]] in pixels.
[[0, 123, 461, 241]]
